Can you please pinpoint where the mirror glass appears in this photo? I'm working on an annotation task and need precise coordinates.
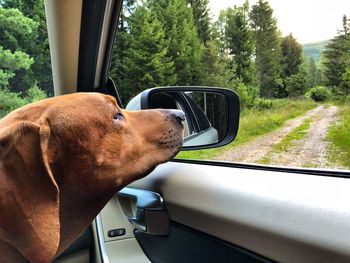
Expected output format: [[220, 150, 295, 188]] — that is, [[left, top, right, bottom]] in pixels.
[[150, 91, 228, 147]]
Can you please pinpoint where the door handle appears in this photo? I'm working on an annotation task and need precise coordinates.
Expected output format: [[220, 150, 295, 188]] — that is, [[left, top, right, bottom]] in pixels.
[[116, 187, 170, 236]]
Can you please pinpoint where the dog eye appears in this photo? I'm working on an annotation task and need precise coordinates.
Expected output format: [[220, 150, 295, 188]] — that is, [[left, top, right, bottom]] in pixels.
[[113, 112, 124, 121]]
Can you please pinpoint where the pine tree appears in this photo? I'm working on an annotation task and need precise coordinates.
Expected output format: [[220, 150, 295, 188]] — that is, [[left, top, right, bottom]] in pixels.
[[342, 16, 350, 96], [323, 15, 350, 96], [198, 12, 234, 89], [214, 10, 229, 57], [122, 5, 176, 101], [280, 33, 302, 77], [250, 0, 282, 98], [323, 36, 346, 91], [188, 0, 211, 43], [200, 40, 232, 87], [279, 33, 303, 97], [224, 2, 254, 85], [149, 0, 203, 86], [285, 63, 308, 97]]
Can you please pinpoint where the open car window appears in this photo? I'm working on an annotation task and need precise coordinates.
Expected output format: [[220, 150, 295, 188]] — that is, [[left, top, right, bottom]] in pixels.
[[109, 0, 350, 172]]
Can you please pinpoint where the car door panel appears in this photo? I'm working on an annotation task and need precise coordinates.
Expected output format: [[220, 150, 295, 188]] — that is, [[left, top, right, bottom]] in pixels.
[[94, 199, 151, 263], [93, 177, 273, 263], [127, 162, 350, 263]]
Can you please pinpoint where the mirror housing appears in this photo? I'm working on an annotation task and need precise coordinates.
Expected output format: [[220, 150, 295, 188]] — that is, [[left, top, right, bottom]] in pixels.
[[126, 86, 240, 150]]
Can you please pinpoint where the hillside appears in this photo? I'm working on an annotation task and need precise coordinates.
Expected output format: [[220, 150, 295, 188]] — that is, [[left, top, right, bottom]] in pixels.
[[302, 40, 330, 62]]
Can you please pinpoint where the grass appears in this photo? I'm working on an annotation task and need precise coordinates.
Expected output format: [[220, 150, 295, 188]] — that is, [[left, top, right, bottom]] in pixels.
[[258, 117, 313, 164], [327, 99, 350, 168], [177, 99, 318, 160]]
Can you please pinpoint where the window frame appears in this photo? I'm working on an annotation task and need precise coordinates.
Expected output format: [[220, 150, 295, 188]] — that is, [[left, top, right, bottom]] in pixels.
[[104, 1, 350, 178]]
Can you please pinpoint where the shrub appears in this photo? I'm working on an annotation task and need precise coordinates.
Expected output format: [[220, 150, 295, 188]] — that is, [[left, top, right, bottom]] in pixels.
[[308, 86, 331, 102], [234, 81, 258, 110], [254, 98, 274, 110], [25, 84, 47, 103], [0, 88, 27, 117]]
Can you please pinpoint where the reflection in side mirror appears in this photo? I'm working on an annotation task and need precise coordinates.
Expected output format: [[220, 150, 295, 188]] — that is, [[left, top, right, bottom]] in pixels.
[[150, 91, 227, 147], [126, 87, 240, 150]]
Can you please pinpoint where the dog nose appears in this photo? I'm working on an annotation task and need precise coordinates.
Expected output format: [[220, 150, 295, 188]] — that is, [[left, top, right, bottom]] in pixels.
[[169, 110, 185, 122]]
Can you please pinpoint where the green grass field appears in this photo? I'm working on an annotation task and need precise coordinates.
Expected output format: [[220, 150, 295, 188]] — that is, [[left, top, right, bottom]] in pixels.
[[177, 99, 317, 160], [327, 100, 350, 168]]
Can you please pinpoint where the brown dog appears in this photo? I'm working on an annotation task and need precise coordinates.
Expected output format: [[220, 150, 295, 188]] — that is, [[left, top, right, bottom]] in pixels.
[[0, 92, 184, 263]]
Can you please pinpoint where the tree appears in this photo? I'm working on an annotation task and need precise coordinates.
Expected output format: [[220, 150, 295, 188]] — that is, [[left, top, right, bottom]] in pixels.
[[1, 0, 53, 95], [190, 8, 235, 91], [323, 15, 350, 96], [342, 67, 350, 94], [285, 66, 308, 97], [214, 10, 229, 57], [0, 46, 33, 88], [280, 33, 302, 77], [306, 56, 318, 87], [149, 0, 204, 86], [200, 40, 232, 87], [250, 0, 282, 98], [121, 5, 176, 101], [188, 0, 211, 43], [0, 8, 36, 90], [278, 33, 303, 97], [0, 7, 38, 52], [323, 36, 347, 92], [224, 2, 254, 85]]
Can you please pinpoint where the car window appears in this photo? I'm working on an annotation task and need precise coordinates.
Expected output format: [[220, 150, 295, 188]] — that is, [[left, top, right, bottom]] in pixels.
[[110, 0, 350, 171], [0, 1, 53, 119]]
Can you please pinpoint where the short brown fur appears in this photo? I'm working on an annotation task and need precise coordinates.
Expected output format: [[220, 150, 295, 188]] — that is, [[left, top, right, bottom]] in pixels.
[[0, 93, 183, 262]]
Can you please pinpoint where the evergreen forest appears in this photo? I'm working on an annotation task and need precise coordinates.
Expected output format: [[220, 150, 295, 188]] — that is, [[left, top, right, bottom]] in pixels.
[[0, 0, 349, 110]]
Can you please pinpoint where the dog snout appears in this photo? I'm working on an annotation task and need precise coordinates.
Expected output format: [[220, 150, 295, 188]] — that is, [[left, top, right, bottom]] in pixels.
[[168, 109, 185, 123]]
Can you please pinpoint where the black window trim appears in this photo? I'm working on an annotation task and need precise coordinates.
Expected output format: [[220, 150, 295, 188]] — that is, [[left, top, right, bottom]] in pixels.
[[77, 0, 122, 92], [171, 159, 350, 179]]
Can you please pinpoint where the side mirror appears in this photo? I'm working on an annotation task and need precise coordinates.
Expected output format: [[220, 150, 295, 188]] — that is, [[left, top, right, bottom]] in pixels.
[[126, 87, 240, 150]]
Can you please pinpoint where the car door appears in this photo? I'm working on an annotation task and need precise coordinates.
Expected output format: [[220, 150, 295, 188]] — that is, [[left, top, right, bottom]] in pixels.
[[91, 159, 350, 263], [42, 1, 350, 262]]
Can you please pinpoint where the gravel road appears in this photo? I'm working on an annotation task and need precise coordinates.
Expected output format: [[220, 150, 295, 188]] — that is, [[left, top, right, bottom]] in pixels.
[[214, 105, 340, 168]]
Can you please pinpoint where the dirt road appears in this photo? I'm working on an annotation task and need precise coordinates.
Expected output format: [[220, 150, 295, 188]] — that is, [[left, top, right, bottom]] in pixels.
[[214, 105, 340, 169]]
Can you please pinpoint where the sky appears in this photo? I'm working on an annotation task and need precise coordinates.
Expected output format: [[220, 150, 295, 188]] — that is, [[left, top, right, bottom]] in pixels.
[[208, 0, 350, 44]]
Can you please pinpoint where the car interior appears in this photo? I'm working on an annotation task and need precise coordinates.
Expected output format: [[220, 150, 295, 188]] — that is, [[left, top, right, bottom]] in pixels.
[[40, 0, 350, 262]]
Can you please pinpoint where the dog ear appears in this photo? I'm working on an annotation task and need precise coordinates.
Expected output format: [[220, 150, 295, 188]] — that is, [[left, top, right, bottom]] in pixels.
[[0, 121, 60, 263]]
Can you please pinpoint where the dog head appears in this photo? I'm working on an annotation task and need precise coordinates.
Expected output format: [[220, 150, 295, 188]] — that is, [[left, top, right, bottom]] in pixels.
[[41, 93, 184, 187], [0, 92, 184, 262]]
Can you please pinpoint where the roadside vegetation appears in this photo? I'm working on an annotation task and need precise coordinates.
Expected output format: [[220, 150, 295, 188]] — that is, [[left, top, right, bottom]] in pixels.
[[327, 98, 350, 168]]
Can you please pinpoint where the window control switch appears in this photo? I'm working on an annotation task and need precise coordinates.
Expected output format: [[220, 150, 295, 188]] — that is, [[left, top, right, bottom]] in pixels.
[[108, 228, 126, 237]]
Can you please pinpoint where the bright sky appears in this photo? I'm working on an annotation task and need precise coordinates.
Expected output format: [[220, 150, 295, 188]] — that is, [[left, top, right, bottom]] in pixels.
[[209, 0, 350, 44]]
